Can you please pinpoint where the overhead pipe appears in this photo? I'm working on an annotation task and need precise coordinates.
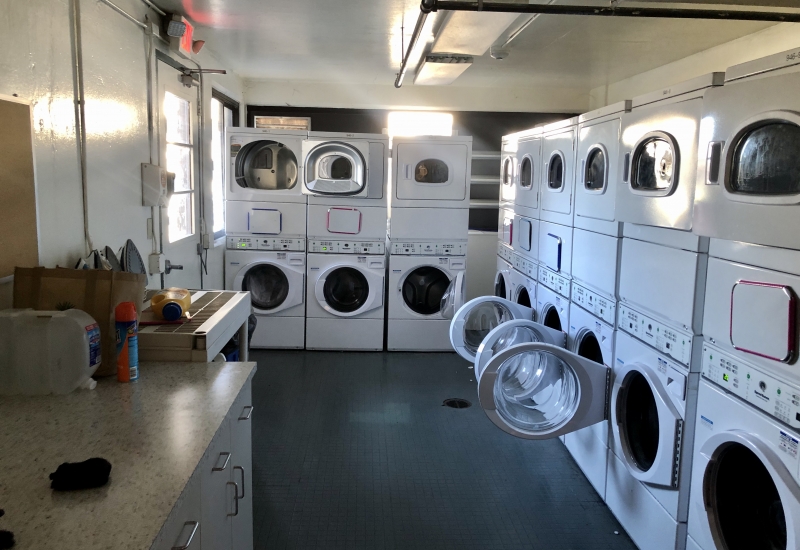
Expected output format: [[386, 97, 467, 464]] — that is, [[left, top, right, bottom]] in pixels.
[[395, 0, 437, 88], [426, 1, 800, 23], [140, 0, 167, 16]]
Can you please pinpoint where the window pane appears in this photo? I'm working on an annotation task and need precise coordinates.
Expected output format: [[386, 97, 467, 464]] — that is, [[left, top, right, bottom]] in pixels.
[[168, 192, 193, 242], [164, 91, 191, 144], [166, 143, 192, 192], [211, 98, 225, 234]]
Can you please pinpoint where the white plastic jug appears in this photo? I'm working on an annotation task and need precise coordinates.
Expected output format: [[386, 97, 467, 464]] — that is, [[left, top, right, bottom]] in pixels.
[[0, 309, 102, 395]]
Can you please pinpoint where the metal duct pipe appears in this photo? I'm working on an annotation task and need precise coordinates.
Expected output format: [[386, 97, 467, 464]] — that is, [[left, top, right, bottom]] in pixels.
[[395, 0, 437, 88], [427, 1, 800, 22]]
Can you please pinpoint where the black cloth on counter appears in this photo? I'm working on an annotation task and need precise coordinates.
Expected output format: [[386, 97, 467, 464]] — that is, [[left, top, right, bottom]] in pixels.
[[49, 457, 112, 491]]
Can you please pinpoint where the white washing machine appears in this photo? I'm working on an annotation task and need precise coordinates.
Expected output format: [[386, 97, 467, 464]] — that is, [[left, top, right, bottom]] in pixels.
[[387, 252, 467, 351], [574, 100, 630, 236], [606, 330, 695, 550], [686, 237, 800, 550], [226, 128, 308, 203], [540, 118, 578, 228], [563, 302, 616, 501], [225, 247, 305, 349], [301, 131, 388, 205], [536, 278, 569, 335], [510, 254, 537, 313], [226, 200, 307, 244], [694, 49, 800, 251], [616, 73, 724, 231], [500, 132, 519, 207], [514, 127, 543, 220], [305, 251, 386, 351], [449, 296, 534, 363], [513, 213, 539, 265], [495, 253, 513, 300]]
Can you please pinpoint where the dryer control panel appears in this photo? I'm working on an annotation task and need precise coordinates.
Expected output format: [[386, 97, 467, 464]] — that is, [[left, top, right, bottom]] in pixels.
[[572, 283, 616, 326], [618, 304, 692, 367], [497, 242, 514, 263], [228, 237, 305, 251], [538, 265, 570, 299], [308, 240, 385, 255], [512, 253, 537, 279], [391, 242, 466, 256], [703, 343, 800, 431]]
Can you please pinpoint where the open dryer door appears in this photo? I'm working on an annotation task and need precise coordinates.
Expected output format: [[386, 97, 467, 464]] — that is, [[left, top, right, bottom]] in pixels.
[[474, 320, 566, 382], [440, 271, 466, 321], [449, 296, 533, 362], [477, 343, 609, 440]]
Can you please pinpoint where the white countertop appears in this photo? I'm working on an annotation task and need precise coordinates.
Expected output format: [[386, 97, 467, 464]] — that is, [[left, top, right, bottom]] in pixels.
[[0, 361, 257, 549]]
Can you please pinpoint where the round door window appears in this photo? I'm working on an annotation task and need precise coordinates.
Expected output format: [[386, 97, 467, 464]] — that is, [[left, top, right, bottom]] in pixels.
[[402, 266, 450, 315], [492, 349, 580, 433], [319, 155, 354, 180], [494, 272, 507, 298], [706, 442, 786, 550], [632, 137, 676, 192], [503, 157, 513, 185], [520, 157, 533, 189], [415, 159, 449, 184], [323, 267, 369, 313], [577, 331, 603, 365], [585, 147, 606, 191], [731, 122, 800, 195], [462, 301, 517, 356], [478, 323, 549, 380], [242, 264, 289, 310], [235, 140, 298, 190], [618, 372, 659, 471], [516, 287, 532, 308], [542, 305, 562, 332], [548, 153, 564, 190]]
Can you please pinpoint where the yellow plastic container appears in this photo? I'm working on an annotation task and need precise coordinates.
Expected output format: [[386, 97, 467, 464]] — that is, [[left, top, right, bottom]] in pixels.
[[150, 288, 192, 321]]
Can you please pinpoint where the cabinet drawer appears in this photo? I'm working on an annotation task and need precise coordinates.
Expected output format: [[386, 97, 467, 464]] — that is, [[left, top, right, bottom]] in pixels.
[[151, 472, 202, 550]]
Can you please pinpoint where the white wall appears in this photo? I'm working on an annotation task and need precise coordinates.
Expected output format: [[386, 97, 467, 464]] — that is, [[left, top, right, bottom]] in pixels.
[[0, 0, 242, 292], [244, 79, 589, 113], [589, 23, 800, 109]]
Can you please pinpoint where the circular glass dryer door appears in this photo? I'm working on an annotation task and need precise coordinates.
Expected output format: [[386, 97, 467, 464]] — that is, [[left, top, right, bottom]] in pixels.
[[315, 265, 382, 317], [236, 261, 303, 314], [610, 361, 683, 487], [402, 266, 452, 317], [449, 296, 533, 362], [303, 142, 367, 196], [235, 140, 299, 191], [477, 343, 609, 439], [697, 431, 798, 550], [440, 271, 466, 321], [474, 319, 566, 382], [629, 131, 679, 196]]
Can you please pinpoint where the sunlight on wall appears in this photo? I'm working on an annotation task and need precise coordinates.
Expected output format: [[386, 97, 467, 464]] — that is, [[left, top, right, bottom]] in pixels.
[[387, 111, 453, 138]]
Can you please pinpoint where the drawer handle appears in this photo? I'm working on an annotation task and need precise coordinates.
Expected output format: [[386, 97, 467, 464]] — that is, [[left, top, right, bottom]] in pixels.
[[238, 405, 253, 420], [212, 451, 230, 472], [172, 521, 199, 549], [227, 482, 240, 516], [234, 465, 245, 498]]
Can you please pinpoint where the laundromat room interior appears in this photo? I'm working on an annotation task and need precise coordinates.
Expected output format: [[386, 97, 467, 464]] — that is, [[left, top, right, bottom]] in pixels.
[[2, 1, 800, 549]]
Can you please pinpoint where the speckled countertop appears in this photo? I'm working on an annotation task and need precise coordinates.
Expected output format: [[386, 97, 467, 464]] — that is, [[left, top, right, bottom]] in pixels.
[[0, 361, 257, 549]]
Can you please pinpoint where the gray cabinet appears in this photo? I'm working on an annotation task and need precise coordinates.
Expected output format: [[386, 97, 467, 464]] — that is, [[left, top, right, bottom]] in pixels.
[[152, 473, 202, 550], [230, 384, 254, 549]]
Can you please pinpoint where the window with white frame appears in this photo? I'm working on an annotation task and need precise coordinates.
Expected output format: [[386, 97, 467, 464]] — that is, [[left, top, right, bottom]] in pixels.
[[164, 91, 194, 243], [211, 92, 239, 241]]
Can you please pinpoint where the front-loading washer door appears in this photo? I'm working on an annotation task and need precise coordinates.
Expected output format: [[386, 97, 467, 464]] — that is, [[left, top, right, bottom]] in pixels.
[[477, 342, 609, 440], [696, 431, 800, 550], [495, 268, 510, 299], [235, 140, 299, 191], [440, 271, 466, 321], [315, 264, 383, 317], [449, 297, 534, 362], [234, 260, 304, 314], [610, 361, 683, 487], [474, 319, 566, 382], [540, 301, 566, 333], [401, 265, 452, 317]]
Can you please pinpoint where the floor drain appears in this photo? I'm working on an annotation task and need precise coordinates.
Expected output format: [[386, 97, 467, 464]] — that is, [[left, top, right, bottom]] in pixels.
[[443, 398, 471, 409]]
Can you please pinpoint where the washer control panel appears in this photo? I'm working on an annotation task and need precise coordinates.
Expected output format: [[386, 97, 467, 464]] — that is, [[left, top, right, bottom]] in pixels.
[[392, 242, 466, 256], [572, 283, 616, 326], [228, 237, 305, 251], [618, 304, 692, 366], [703, 343, 800, 430], [538, 265, 570, 299], [512, 253, 537, 279], [308, 240, 385, 254], [498, 242, 514, 263]]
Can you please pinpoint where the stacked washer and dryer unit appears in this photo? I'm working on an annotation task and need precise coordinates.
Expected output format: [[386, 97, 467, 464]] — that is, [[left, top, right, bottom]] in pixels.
[[302, 132, 389, 351], [495, 132, 519, 302], [225, 128, 308, 349], [685, 50, 800, 550], [387, 136, 473, 351]]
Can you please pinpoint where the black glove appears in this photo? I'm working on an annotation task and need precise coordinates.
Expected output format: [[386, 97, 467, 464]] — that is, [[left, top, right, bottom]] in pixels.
[[49, 458, 112, 491]]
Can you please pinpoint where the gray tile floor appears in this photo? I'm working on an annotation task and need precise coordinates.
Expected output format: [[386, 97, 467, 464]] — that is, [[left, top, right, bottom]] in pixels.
[[250, 350, 637, 550]]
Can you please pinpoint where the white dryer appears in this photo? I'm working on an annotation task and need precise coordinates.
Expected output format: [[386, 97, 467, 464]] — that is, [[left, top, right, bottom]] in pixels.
[[226, 128, 307, 203], [514, 127, 543, 220], [563, 302, 616, 501], [500, 132, 519, 207], [302, 131, 389, 206], [616, 73, 724, 231], [225, 247, 305, 349], [305, 252, 386, 351], [540, 118, 578, 227], [694, 49, 800, 251], [387, 253, 466, 351]]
